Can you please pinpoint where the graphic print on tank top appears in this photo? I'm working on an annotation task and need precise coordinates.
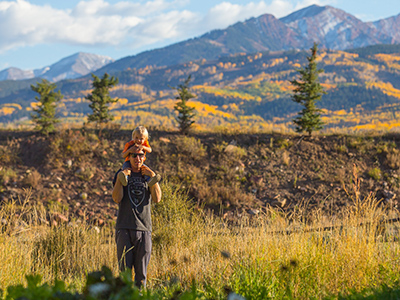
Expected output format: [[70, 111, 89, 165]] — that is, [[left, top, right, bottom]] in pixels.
[[127, 176, 146, 207]]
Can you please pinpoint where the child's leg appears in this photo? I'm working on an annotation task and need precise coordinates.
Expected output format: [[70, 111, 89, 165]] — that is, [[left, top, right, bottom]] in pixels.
[[148, 174, 162, 187], [118, 169, 129, 186]]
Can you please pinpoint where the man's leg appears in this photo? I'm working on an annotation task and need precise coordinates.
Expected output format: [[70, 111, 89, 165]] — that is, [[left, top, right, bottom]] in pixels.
[[115, 229, 134, 272], [132, 231, 152, 288]]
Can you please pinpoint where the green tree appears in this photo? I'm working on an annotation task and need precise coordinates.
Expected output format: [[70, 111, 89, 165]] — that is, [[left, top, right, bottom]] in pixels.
[[86, 73, 119, 125], [290, 43, 326, 135], [31, 79, 63, 135], [173, 75, 196, 135]]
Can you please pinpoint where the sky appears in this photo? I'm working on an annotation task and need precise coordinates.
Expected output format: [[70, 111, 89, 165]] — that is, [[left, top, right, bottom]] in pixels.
[[0, 0, 399, 71]]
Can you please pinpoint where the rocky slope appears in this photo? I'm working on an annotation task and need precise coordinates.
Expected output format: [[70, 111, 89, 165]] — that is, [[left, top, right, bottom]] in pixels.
[[1, 129, 399, 226]]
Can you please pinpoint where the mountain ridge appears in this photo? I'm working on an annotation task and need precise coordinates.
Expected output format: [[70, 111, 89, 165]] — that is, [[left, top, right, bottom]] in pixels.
[[0, 52, 114, 82], [2, 4, 399, 82], [96, 4, 400, 75]]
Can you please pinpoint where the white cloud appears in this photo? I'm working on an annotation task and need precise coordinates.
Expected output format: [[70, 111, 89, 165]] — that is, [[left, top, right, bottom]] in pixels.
[[0, 0, 335, 55]]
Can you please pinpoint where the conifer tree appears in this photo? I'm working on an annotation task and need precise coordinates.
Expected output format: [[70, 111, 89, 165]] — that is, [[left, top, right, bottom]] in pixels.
[[290, 43, 326, 135], [173, 75, 196, 135], [86, 73, 119, 125], [31, 79, 63, 135]]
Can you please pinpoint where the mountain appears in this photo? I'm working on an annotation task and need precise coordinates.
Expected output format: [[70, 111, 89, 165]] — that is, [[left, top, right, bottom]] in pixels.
[[3, 44, 400, 131], [280, 5, 392, 49], [98, 5, 400, 75], [0, 67, 35, 81], [2, 5, 400, 81], [370, 14, 400, 43], [0, 52, 114, 82], [97, 13, 306, 74]]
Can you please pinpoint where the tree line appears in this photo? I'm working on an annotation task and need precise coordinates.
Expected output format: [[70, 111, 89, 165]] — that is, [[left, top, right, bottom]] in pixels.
[[31, 43, 326, 136]]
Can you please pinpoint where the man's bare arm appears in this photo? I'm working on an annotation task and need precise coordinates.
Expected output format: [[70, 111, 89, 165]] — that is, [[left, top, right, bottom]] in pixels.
[[112, 180, 124, 203], [150, 182, 162, 203]]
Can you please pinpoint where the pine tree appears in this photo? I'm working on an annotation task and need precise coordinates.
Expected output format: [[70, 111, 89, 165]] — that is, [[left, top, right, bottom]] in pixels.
[[173, 75, 196, 135], [86, 73, 119, 125], [290, 43, 326, 135], [31, 79, 63, 135]]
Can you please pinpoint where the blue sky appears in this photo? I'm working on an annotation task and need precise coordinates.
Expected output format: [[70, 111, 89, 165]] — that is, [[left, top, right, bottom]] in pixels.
[[0, 0, 399, 71]]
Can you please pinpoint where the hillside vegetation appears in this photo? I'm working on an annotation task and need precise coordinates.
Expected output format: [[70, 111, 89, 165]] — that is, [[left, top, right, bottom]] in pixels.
[[2, 45, 400, 131], [1, 127, 400, 223], [1, 128, 400, 299]]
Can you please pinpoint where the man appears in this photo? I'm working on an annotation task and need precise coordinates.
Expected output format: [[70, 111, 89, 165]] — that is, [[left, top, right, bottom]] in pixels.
[[112, 146, 162, 288]]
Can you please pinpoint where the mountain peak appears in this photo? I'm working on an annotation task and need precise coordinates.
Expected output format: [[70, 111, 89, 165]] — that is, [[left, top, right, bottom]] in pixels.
[[281, 4, 327, 20], [0, 52, 114, 82], [280, 4, 390, 50]]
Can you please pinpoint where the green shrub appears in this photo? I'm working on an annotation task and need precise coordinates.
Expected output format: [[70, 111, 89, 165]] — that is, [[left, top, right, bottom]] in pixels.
[[152, 181, 202, 249], [368, 167, 381, 180], [174, 136, 207, 161], [0, 139, 20, 166], [0, 167, 17, 186]]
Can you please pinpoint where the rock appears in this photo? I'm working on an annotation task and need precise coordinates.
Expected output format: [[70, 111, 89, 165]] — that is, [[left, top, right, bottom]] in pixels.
[[250, 175, 263, 185], [383, 189, 396, 203], [270, 195, 287, 208], [227, 292, 246, 300], [248, 209, 259, 216], [53, 213, 68, 223], [66, 159, 73, 168], [75, 167, 85, 174], [298, 186, 307, 192], [159, 137, 170, 143]]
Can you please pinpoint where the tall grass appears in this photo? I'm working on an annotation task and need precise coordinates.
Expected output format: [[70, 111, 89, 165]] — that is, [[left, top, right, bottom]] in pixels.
[[1, 182, 400, 299]]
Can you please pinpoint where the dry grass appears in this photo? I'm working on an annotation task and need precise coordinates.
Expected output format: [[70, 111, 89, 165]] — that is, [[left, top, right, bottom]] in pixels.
[[1, 176, 400, 298]]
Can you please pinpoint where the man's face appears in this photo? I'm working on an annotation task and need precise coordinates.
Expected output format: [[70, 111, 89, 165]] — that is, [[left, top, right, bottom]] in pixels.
[[129, 150, 146, 170]]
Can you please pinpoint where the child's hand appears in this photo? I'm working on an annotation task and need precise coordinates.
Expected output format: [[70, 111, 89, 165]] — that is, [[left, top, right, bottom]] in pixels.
[[127, 145, 137, 153], [140, 165, 155, 178], [122, 169, 131, 176]]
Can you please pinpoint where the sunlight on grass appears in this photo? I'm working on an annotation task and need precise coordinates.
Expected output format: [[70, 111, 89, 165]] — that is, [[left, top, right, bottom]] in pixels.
[[1, 181, 400, 299]]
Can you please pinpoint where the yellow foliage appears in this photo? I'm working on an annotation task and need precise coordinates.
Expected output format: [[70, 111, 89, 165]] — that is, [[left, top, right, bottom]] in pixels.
[[189, 101, 234, 119], [321, 83, 337, 90], [114, 84, 146, 93], [30, 102, 39, 109], [0, 107, 15, 116], [366, 81, 400, 99], [4, 103, 22, 109], [195, 86, 260, 102], [333, 109, 347, 115], [204, 66, 217, 74]]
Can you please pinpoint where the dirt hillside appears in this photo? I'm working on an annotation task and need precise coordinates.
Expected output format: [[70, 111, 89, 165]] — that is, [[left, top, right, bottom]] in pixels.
[[1, 129, 399, 225]]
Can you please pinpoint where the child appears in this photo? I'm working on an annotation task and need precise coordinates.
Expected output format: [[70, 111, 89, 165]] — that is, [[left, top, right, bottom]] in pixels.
[[117, 126, 161, 187]]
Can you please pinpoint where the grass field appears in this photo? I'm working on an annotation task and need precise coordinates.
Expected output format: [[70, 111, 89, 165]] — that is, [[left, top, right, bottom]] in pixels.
[[1, 178, 400, 299]]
